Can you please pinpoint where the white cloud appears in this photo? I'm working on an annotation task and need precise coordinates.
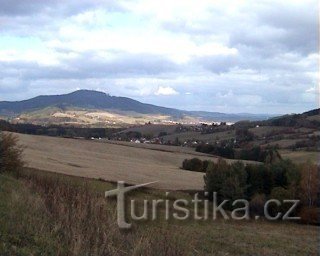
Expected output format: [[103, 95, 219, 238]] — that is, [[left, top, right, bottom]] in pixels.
[[154, 86, 179, 96], [305, 87, 316, 94]]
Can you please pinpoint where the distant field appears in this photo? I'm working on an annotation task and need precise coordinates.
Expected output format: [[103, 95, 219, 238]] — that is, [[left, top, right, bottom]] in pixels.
[[16, 133, 227, 190], [261, 139, 305, 149], [162, 130, 235, 143], [120, 124, 179, 137], [249, 126, 289, 136], [280, 150, 319, 164], [107, 140, 207, 155]]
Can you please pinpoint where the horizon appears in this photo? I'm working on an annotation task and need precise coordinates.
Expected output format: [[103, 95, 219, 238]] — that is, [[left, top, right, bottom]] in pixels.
[[0, 1, 318, 114]]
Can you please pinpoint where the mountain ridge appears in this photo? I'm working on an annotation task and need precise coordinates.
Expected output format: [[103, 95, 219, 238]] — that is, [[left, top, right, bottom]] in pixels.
[[0, 90, 273, 122]]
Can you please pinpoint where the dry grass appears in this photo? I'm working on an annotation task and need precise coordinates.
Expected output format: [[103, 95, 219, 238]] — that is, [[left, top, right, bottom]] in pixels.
[[1, 169, 319, 255], [0, 171, 191, 256], [16, 133, 219, 190], [16, 133, 259, 190]]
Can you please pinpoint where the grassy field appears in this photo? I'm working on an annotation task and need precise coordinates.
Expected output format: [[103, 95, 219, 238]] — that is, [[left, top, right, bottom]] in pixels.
[[16, 133, 219, 190], [260, 139, 305, 148], [279, 150, 319, 164], [248, 126, 290, 137], [0, 169, 318, 255], [16, 133, 260, 190]]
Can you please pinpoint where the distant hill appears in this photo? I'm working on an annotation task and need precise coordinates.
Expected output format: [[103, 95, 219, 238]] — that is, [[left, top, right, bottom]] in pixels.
[[259, 108, 320, 128], [0, 90, 179, 116], [0, 90, 273, 123]]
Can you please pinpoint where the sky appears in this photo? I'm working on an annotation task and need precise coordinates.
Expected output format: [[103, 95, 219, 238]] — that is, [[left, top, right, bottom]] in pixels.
[[0, 0, 318, 114]]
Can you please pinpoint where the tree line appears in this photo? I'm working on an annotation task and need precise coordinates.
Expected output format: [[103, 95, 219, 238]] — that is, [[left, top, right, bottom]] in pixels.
[[0, 120, 122, 139], [196, 143, 282, 163], [182, 157, 319, 224]]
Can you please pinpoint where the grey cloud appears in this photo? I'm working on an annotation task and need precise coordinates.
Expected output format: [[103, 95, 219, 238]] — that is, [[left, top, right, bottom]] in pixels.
[[0, 0, 126, 36], [229, 1, 318, 56], [256, 2, 318, 55], [0, 0, 124, 16], [0, 52, 178, 81], [192, 55, 238, 74], [161, 1, 318, 56], [193, 43, 317, 76]]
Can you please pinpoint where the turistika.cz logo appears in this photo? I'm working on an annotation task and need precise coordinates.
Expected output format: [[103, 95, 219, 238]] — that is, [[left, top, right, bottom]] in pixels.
[[105, 181, 300, 229]]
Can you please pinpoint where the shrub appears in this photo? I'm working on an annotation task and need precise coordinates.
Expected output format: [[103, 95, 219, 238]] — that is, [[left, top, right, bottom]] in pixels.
[[262, 146, 282, 164], [298, 207, 319, 225], [250, 193, 266, 216], [0, 132, 24, 177], [238, 146, 262, 161], [245, 164, 270, 197], [182, 158, 204, 172], [269, 159, 300, 189], [235, 128, 254, 143], [268, 187, 298, 217], [196, 144, 234, 159]]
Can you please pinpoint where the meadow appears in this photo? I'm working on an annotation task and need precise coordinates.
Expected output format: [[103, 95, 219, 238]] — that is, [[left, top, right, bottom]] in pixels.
[[0, 168, 318, 255]]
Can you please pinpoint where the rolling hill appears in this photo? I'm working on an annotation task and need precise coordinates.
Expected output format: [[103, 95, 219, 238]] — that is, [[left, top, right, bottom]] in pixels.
[[0, 90, 273, 124]]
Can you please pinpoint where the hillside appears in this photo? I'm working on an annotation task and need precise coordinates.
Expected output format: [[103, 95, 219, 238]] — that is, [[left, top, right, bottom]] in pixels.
[[117, 108, 320, 164], [0, 90, 272, 124], [1, 169, 318, 255], [259, 108, 320, 128], [14, 133, 210, 190], [0, 90, 180, 116]]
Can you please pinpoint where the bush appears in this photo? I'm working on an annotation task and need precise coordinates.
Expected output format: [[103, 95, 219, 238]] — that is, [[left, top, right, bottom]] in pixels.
[[298, 207, 319, 225], [238, 146, 262, 161], [182, 158, 204, 172], [245, 164, 272, 197], [196, 144, 234, 159], [250, 193, 266, 216], [269, 187, 297, 216], [235, 128, 254, 143], [269, 159, 299, 189], [0, 133, 24, 176]]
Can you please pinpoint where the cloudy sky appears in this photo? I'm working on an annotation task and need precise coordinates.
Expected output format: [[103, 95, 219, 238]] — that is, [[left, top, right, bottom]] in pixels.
[[0, 0, 318, 114]]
